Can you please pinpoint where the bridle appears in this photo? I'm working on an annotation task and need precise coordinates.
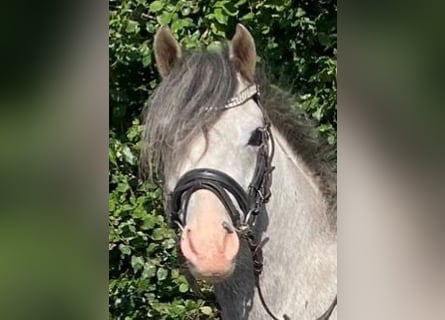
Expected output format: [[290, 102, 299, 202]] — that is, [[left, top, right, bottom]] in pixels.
[[167, 84, 336, 320], [169, 85, 274, 233]]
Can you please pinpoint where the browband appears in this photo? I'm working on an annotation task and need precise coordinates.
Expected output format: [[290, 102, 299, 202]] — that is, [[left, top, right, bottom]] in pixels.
[[205, 84, 258, 111]]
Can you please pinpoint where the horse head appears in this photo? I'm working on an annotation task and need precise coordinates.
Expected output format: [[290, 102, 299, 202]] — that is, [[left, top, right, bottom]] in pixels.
[[147, 24, 268, 282]]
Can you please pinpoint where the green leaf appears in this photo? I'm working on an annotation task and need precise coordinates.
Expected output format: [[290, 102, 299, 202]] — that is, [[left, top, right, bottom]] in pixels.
[[146, 242, 159, 255], [133, 206, 147, 219], [125, 20, 139, 34], [142, 55, 151, 68], [131, 255, 145, 272], [220, 2, 239, 16], [141, 216, 156, 230], [142, 263, 156, 278], [171, 18, 192, 33], [178, 283, 189, 293], [119, 244, 131, 255], [109, 148, 116, 166], [296, 7, 306, 17], [241, 12, 254, 21], [181, 7, 191, 16], [122, 145, 136, 165], [200, 306, 213, 315], [149, 1, 164, 12], [261, 26, 270, 35], [213, 8, 227, 24], [115, 182, 129, 193], [151, 228, 165, 240], [156, 267, 168, 281], [127, 123, 142, 141], [157, 12, 173, 26]]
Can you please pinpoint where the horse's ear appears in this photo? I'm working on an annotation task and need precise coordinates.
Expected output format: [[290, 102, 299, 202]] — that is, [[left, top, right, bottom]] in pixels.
[[230, 24, 256, 79], [153, 26, 182, 78]]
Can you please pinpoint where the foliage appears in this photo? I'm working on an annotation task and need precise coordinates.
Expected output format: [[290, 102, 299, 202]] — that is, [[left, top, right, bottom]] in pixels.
[[109, 0, 336, 319]]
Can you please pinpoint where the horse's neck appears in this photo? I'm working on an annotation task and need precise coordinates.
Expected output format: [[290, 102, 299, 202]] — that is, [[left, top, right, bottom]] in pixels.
[[267, 127, 334, 242], [214, 127, 337, 320]]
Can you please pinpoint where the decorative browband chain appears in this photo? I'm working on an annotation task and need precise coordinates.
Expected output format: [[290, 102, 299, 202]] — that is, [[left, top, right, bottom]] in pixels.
[[205, 84, 259, 111]]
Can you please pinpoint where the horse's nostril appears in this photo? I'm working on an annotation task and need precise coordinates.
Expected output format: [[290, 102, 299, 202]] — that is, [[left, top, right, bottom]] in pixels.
[[222, 221, 235, 233]]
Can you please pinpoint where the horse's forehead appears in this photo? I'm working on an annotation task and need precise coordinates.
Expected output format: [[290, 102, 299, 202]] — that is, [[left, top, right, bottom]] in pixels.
[[181, 111, 257, 166], [165, 108, 261, 191]]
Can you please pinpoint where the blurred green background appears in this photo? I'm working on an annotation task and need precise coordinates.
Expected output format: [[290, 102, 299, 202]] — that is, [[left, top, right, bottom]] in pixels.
[[109, 0, 336, 319]]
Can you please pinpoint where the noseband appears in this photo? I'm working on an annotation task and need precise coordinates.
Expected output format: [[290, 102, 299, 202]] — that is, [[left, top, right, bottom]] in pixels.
[[166, 84, 336, 320], [169, 85, 274, 232]]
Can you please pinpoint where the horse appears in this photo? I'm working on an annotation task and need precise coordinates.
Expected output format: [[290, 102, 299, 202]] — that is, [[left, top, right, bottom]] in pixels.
[[141, 24, 337, 320]]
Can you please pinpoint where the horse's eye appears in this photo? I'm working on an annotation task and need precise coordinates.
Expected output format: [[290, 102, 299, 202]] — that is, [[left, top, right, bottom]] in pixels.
[[248, 129, 263, 146]]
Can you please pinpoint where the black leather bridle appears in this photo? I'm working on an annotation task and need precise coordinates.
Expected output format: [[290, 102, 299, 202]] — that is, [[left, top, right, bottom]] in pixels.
[[166, 84, 336, 320]]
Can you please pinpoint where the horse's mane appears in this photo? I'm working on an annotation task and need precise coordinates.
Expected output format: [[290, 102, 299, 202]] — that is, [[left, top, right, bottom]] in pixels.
[[141, 48, 238, 181], [141, 48, 336, 225]]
